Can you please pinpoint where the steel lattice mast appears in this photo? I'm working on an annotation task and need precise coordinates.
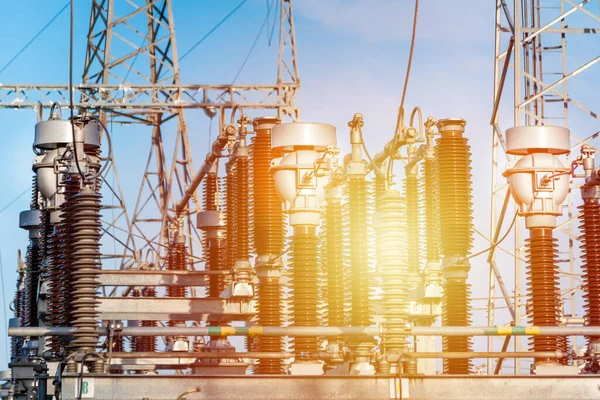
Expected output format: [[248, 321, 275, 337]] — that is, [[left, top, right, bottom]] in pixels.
[[0, 0, 300, 269], [488, 0, 600, 374]]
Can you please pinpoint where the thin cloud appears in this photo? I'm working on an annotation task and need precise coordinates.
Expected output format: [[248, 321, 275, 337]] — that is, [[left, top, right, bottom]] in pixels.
[[295, 0, 491, 43]]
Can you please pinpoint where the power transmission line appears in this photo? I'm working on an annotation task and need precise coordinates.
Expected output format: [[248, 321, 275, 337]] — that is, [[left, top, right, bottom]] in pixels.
[[180, 0, 248, 62], [231, 0, 274, 84], [0, 2, 69, 77], [0, 188, 29, 215]]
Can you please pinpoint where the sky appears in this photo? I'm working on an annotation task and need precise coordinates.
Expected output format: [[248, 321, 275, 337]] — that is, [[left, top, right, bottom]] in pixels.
[[0, 0, 598, 372]]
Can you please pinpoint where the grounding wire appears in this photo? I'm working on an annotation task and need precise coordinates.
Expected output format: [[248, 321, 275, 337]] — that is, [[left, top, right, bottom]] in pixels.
[[180, 0, 248, 62], [386, 0, 419, 183], [465, 212, 518, 261], [0, 2, 69, 77], [231, 0, 275, 85]]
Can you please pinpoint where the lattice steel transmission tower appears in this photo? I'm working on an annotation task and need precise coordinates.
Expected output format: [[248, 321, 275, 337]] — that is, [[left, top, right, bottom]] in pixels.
[[0, 0, 300, 269], [488, 0, 600, 374]]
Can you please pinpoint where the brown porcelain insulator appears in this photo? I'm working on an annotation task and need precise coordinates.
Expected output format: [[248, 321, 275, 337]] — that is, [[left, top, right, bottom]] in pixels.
[[256, 275, 284, 374], [139, 287, 157, 352], [424, 157, 441, 261], [251, 130, 285, 256], [526, 228, 561, 363], [226, 164, 237, 271], [292, 229, 319, 355], [580, 199, 600, 345], [442, 279, 473, 373], [236, 157, 250, 261], [167, 241, 188, 327], [437, 123, 474, 374], [436, 132, 474, 258], [252, 121, 285, 374], [69, 186, 102, 353]]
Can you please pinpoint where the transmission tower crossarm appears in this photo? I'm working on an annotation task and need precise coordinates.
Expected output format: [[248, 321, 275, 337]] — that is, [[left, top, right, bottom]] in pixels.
[[0, 83, 297, 111]]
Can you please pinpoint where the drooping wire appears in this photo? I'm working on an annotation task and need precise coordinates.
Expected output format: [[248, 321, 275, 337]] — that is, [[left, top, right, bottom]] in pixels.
[[231, 0, 275, 85], [268, 0, 279, 45], [386, 0, 420, 182], [0, 2, 69, 77], [0, 188, 30, 215], [180, 0, 249, 61]]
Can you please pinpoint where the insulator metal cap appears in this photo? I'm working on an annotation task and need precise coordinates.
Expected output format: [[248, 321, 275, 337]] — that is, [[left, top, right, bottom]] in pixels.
[[271, 122, 336, 151], [253, 116, 281, 131], [506, 125, 570, 155], [436, 118, 466, 136], [19, 209, 41, 230], [34, 119, 101, 150]]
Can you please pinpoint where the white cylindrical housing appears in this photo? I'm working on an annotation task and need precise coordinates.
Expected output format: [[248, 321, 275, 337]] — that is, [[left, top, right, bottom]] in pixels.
[[271, 122, 336, 151], [503, 126, 571, 228], [271, 123, 337, 226], [506, 126, 570, 155]]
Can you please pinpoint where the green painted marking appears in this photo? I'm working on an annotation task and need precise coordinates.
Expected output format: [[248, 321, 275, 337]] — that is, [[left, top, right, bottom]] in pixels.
[[208, 326, 221, 336], [512, 326, 526, 335], [235, 327, 249, 335], [484, 328, 497, 336]]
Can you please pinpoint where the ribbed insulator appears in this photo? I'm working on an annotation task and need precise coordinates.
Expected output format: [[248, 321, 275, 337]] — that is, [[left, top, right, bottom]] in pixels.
[[376, 190, 409, 357], [168, 242, 187, 327], [138, 287, 157, 352], [203, 173, 226, 298], [226, 164, 237, 270], [47, 177, 80, 353], [405, 173, 420, 276], [424, 157, 442, 261], [580, 199, 600, 343], [437, 131, 474, 374], [23, 242, 41, 327], [12, 274, 23, 360], [236, 157, 250, 261], [324, 197, 345, 334], [69, 187, 102, 352], [374, 174, 387, 209], [292, 231, 319, 355], [442, 279, 473, 373], [256, 275, 283, 374], [436, 135, 473, 257], [31, 175, 40, 210], [202, 173, 219, 258], [348, 178, 370, 326], [208, 239, 226, 298], [251, 133, 285, 256], [526, 228, 561, 363]]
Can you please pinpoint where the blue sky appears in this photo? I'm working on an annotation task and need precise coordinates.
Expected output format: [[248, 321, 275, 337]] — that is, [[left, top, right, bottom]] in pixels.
[[0, 0, 598, 371]]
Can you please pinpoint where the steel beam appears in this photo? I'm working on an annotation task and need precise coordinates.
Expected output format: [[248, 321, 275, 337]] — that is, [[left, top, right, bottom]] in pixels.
[[59, 375, 600, 400], [97, 270, 229, 286], [97, 298, 256, 321]]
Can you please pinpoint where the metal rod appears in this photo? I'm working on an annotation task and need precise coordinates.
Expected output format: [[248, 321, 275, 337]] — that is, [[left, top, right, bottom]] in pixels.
[[174, 133, 228, 216], [489, 36, 514, 126], [11, 326, 600, 337], [493, 334, 512, 375], [406, 351, 567, 359], [109, 352, 293, 359]]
